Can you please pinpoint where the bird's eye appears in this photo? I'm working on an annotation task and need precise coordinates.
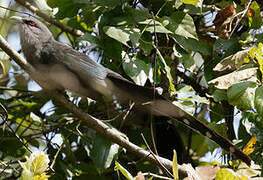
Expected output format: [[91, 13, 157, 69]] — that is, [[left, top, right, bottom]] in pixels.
[[23, 20, 37, 27]]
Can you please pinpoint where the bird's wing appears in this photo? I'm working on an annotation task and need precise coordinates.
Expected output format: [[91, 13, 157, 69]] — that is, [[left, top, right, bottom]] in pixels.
[[54, 42, 108, 80]]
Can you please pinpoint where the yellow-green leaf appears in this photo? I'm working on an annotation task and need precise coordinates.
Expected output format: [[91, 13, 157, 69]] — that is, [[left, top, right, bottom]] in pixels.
[[216, 168, 239, 180], [114, 161, 133, 180], [243, 136, 257, 155], [172, 150, 178, 180], [181, 0, 199, 5], [31, 154, 49, 175]]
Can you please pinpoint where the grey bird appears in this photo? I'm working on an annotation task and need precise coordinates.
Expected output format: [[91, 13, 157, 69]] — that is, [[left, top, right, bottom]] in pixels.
[[11, 16, 251, 165]]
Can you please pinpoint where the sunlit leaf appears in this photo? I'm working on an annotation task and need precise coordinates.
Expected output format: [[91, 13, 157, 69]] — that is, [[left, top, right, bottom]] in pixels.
[[122, 53, 149, 86], [213, 48, 251, 73], [33, 173, 51, 180], [248, 1, 263, 29], [236, 162, 261, 178], [243, 136, 257, 155], [172, 150, 178, 180], [138, 19, 172, 34], [181, 0, 199, 5], [114, 161, 133, 180], [31, 0, 54, 15], [104, 26, 140, 47], [215, 168, 239, 180], [209, 68, 257, 89], [241, 112, 263, 140], [163, 12, 198, 39]]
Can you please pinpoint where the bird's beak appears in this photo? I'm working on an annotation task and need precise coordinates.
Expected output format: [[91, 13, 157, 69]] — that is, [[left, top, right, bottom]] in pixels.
[[10, 16, 23, 23]]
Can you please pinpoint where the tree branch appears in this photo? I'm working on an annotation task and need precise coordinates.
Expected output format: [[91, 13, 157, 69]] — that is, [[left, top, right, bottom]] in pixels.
[[0, 34, 188, 176], [15, 0, 84, 37], [175, 69, 209, 98]]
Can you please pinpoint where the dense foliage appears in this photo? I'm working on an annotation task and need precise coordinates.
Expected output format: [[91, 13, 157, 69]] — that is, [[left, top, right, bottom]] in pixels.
[[0, 0, 263, 179]]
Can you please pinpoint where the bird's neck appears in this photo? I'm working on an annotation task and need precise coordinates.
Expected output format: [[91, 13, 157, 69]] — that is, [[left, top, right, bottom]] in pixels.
[[20, 31, 53, 65]]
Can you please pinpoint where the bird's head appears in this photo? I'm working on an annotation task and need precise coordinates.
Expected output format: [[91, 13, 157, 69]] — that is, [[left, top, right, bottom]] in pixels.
[[11, 16, 53, 43]]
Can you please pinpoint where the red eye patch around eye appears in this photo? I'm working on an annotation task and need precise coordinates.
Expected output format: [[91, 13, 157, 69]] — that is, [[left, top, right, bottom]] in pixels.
[[23, 20, 37, 27]]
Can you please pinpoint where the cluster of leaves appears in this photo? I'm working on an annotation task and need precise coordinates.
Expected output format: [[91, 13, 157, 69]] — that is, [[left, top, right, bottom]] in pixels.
[[0, 0, 263, 179]]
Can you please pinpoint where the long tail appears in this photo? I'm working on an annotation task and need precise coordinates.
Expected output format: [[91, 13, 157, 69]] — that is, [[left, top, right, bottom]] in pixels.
[[108, 75, 252, 165], [144, 99, 251, 165]]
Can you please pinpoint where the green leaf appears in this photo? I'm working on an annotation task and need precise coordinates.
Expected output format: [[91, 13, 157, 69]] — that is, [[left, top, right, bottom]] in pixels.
[[174, 46, 194, 68], [114, 161, 133, 180], [76, 32, 99, 44], [163, 12, 198, 39], [48, 0, 88, 19], [138, 19, 172, 34], [254, 86, 263, 118], [227, 81, 257, 110], [173, 35, 211, 55], [241, 112, 263, 140], [212, 89, 228, 102], [155, 47, 176, 92], [0, 129, 26, 157], [102, 36, 122, 61], [248, 1, 263, 29], [93, 0, 121, 7], [181, 0, 199, 5], [122, 54, 149, 86], [255, 44, 263, 79], [103, 26, 140, 47], [90, 134, 120, 173]]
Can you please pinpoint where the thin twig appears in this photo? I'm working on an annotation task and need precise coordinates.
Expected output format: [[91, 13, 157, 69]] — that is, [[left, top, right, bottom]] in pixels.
[[141, 133, 174, 178], [229, 0, 253, 38], [150, 11, 159, 160], [119, 101, 135, 128], [0, 5, 31, 16]]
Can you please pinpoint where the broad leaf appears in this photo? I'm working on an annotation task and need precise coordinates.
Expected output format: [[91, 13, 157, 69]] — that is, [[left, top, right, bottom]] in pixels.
[[215, 168, 239, 180], [163, 12, 198, 39], [255, 86, 263, 118], [227, 81, 257, 110], [104, 26, 140, 47], [114, 162, 133, 180], [213, 48, 251, 73], [181, 0, 199, 5], [248, 1, 263, 29], [90, 134, 120, 173], [138, 19, 172, 34], [122, 53, 149, 86], [209, 68, 257, 89], [241, 112, 263, 140], [155, 47, 176, 92]]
